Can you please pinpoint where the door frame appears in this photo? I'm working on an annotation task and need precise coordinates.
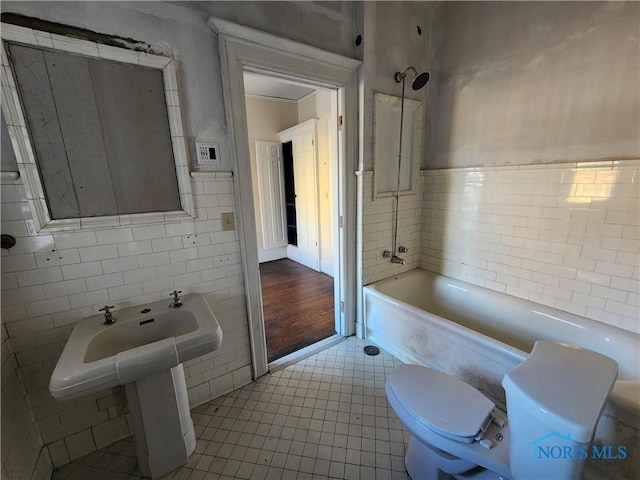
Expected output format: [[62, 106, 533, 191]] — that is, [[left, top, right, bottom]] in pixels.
[[208, 17, 360, 378]]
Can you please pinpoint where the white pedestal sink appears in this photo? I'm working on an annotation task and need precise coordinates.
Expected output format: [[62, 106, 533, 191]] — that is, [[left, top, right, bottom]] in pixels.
[[50, 294, 223, 479]]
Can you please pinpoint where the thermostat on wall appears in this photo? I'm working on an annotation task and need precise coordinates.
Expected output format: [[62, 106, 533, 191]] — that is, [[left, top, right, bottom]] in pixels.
[[195, 142, 221, 165]]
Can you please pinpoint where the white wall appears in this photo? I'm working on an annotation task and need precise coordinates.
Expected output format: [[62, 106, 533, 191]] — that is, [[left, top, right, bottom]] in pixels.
[[2, 1, 231, 170], [417, 2, 639, 336], [361, 1, 435, 171], [361, 100, 424, 285], [420, 161, 640, 334], [1, 325, 52, 480], [184, 0, 358, 59], [427, 1, 640, 168], [0, 1, 358, 173], [1, 174, 250, 468], [359, 1, 433, 287], [358, 2, 639, 340], [297, 93, 317, 124]]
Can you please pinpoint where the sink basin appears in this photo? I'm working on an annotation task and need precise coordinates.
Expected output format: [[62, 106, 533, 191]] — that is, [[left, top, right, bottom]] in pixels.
[[84, 309, 199, 363], [50, 293, 223, 400]]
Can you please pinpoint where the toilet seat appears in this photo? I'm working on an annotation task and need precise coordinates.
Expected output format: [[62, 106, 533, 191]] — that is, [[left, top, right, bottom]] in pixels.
[[386, 364, 495, 443]]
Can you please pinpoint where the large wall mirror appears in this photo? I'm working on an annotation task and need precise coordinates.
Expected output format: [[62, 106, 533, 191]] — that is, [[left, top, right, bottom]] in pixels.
[[1, 22, 193, 232]]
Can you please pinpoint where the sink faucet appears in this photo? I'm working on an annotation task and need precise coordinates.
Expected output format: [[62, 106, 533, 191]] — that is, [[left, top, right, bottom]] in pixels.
[[99, 305, 115, 325], [169, 290, 183, 308]]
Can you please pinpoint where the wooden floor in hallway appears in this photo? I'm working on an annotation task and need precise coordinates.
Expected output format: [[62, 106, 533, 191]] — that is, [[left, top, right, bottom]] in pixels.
[[259, 258, 335, 362]]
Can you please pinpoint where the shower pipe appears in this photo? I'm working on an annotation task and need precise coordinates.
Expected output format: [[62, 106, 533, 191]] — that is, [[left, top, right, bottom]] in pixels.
[[383, 66, 430, 265]]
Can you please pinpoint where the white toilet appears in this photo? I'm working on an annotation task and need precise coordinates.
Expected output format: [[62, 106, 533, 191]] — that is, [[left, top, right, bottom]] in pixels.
[[386, 341, 618, 480]]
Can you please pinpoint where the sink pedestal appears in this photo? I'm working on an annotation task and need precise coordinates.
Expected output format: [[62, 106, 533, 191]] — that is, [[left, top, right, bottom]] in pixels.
[[49, 294, 223, 478], [125, 364, 195, 479]]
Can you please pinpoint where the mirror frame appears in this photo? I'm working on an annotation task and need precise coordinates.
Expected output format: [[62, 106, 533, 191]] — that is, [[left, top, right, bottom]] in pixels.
[[0, 22, 194, 232], [372, 92, 423, 201]]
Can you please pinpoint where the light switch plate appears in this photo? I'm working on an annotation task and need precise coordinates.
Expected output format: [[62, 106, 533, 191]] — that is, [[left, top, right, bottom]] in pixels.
[[195, 142, 220, 165], [221, 212, 235, 231]]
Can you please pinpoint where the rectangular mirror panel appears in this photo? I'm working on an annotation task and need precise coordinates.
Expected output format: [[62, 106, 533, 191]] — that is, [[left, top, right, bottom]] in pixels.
[[8, 43, 181, 219]]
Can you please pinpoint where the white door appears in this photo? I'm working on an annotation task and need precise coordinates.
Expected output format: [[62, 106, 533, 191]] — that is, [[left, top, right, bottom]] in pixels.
[[292, 131, 320, 271], [280, 119, 320, 272], [256, 141, 287, 262]]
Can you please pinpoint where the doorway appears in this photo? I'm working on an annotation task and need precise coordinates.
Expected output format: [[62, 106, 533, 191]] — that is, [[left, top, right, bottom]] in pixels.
[[260, 259, 334, 362], [244, 72, 339, 363], [210, 16, 360, 378]]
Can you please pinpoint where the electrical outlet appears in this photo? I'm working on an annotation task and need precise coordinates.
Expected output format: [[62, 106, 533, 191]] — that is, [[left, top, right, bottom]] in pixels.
[[221, 212, 235, 231], [195, 141, 220, 165]]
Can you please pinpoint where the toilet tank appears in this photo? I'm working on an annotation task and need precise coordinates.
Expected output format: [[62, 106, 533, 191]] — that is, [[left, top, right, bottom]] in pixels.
[[502, 341, 618, 479]]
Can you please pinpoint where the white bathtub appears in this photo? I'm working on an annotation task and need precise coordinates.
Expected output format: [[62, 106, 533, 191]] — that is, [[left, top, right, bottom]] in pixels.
[[364, 269, 639, 479]]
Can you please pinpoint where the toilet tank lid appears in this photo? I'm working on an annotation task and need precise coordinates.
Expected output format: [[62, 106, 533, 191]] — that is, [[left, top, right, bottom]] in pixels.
[[502, 341, 618, 443]]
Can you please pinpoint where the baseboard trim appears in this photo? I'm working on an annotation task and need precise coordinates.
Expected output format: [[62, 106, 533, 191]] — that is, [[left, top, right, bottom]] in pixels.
[[258, 247, 287, 263]]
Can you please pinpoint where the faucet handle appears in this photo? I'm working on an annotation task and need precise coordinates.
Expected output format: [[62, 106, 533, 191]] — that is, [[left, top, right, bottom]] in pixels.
[[398, 246, 408, 253], [169, 290, 183, 307], [99, 305, 116, 325]]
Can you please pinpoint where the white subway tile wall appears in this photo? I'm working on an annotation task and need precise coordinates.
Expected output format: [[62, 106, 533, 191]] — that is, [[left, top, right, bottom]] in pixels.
[[419, 160, 640, 334], [2, 329, 53, 479], [0, 173, 253, 467], [362, 95, 425, 286], [361, 170, 424, 285]]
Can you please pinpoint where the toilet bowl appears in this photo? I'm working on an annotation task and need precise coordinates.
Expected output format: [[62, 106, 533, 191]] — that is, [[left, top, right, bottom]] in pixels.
[[386, 341, 618, 480]]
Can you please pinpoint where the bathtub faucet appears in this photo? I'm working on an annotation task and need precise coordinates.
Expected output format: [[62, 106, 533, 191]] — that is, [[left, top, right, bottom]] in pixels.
[[383, 250, 406, 265], [390, 255, 405, 265]]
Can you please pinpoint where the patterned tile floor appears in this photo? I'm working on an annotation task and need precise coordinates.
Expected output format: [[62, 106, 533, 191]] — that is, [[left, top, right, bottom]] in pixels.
[[52, 338, 411, 480]]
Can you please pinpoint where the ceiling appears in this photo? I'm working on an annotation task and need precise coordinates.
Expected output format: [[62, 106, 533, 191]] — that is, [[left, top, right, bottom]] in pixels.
[[243, 72, 315, 101]]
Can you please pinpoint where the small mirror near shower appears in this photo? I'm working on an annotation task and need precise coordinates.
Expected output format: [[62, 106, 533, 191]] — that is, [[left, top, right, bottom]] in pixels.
[[372, 93, 423, 200]]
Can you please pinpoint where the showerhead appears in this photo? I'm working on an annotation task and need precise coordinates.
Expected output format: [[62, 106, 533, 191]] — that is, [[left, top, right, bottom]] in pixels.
[[412, 71, 430, 90], [394, 66, 430, 90]]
